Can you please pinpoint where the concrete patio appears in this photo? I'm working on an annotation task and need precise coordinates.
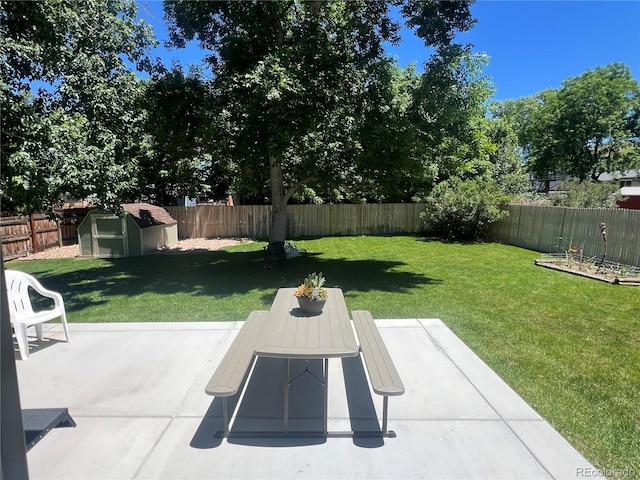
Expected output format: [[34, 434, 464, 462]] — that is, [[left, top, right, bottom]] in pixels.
[[16, 319, 596, 479]]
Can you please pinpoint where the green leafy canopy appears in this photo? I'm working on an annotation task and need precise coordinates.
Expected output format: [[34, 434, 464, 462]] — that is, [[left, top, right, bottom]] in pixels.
[[1, 0, 158, 214], [164, 0, 477, 242]]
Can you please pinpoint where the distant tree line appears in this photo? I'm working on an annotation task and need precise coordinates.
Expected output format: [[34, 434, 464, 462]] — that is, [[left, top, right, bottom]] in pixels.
[[491, 63, 640, 186], [2, 1, 638, 241]]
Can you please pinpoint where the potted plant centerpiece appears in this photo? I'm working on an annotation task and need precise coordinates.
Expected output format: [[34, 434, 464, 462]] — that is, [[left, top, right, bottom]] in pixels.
[[294, 272, 328, 314]]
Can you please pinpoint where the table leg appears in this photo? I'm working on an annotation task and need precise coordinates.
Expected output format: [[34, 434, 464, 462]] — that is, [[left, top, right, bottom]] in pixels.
[[324, 358, 328, 436], [284, 358, 290, 433], [284, 358, 328, 435], [222, 397, 229, 434]]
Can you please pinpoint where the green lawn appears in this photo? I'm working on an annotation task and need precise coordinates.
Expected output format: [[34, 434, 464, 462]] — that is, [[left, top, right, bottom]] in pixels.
[[6, 236, 639, 473]]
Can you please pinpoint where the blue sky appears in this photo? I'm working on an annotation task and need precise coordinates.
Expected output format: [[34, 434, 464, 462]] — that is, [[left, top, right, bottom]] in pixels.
[[138, 0, 640, 101]]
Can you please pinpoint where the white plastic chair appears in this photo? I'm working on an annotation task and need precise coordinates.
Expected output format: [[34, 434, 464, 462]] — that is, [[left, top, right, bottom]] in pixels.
[[4, 269, 70, 360]]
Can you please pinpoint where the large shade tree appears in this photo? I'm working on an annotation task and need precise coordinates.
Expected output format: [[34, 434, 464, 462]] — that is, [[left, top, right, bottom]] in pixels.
[[140, 67, 234, 205], [165, 0, 476, 243], [494, 63, 640, 185], [556, 63, 640, 180], [410, 45, 496, 183], [351, 60, 422, 203], [0, 0, 158, 213]]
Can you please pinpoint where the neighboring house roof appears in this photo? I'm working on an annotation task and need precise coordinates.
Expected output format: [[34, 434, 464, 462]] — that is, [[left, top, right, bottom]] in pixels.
[[620, 187, 640, 197], [122, 203, 177, 228], [598, 170, 640, 182]]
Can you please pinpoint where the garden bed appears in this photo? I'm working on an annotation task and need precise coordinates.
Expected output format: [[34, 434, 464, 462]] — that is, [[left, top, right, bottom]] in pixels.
[[535, 254, 640, 285]]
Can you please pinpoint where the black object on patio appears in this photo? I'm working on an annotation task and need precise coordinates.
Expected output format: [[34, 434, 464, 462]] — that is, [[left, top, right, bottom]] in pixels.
[[22, 408, 76, 451]]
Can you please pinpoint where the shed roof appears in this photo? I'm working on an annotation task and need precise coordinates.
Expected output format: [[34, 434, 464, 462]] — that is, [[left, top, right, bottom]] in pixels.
[[122, 203, 177, 229]]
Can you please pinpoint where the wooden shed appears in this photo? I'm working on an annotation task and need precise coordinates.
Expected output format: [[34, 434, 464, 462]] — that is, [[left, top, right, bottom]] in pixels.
[[78, 203, 178, 258]]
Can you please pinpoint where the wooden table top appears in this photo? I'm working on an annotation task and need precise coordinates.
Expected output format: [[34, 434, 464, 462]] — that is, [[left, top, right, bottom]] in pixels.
[[254, 288, 359, 359]]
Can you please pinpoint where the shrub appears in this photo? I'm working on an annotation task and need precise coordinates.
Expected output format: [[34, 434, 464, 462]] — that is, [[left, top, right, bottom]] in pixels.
[[421, 177, 511, 240], [550, 180, 622, 208]]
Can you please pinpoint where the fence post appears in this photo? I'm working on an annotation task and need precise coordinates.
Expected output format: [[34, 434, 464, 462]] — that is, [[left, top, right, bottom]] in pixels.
[[29, 213, 38, 254], [57, 217, 63, 247]]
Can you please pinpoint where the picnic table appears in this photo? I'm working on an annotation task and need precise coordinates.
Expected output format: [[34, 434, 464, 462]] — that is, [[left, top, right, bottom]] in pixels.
[[206, 287, 404, 437], [255, 288, 359, 434]]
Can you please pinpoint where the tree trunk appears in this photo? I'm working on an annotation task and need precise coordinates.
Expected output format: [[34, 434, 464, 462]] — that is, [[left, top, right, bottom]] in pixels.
[[269, 153, 288, 244]]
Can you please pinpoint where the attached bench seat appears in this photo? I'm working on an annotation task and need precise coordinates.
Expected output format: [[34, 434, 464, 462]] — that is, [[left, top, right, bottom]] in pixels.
[[205, 310, 269, 433], [352, 310, 405, 434]]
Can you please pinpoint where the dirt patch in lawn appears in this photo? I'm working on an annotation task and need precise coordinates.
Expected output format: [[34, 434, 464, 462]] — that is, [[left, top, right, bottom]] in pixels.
[[15, 238, 253, 261], [152, 238, 253, 254]]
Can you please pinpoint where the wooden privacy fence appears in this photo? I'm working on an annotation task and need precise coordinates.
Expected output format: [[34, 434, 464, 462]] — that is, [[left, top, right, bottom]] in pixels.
[[1, 208, 87, 261], [165, 203, 428, 240], [1, 214, 60, 260], [6, 203, 636, 267], [489, 205, 640, 267]]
